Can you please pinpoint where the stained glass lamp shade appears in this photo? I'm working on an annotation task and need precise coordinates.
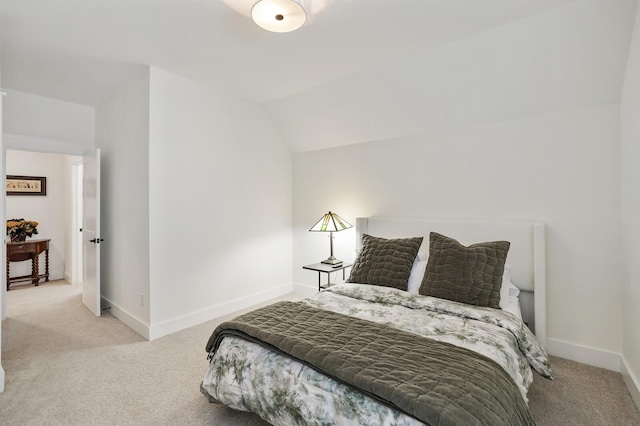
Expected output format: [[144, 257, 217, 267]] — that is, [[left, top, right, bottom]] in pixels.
[[309, 211, 353, 265]]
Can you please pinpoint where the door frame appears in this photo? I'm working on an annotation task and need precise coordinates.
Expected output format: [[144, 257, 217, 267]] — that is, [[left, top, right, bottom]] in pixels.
[[1, 133, 97, 320]]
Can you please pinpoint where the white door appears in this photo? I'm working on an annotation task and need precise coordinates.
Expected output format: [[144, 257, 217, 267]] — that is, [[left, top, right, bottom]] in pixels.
[[82, 149, 101, 316]]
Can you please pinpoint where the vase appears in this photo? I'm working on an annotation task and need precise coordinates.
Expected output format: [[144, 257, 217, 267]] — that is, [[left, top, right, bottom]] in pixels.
[[10, 234, 26, 242]]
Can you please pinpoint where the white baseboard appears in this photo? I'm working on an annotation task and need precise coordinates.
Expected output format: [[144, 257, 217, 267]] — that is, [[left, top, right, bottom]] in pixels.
[[293, 282, 319, 298], [63, 271, 72, 283], [102, 283, 294, 341], [621, 355, 640, 411], [147, 283, 294, 341], [100, 296, 150, 340], [0, 365, 4, 393], [546, 338, 621, 372]]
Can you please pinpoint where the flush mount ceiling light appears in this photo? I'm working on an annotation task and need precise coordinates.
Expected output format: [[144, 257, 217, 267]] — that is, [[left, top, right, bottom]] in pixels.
[[251, 0, 307, 33]]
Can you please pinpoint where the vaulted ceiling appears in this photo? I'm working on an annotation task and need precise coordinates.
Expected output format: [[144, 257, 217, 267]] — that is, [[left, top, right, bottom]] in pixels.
[[1, 0, 637, 152]]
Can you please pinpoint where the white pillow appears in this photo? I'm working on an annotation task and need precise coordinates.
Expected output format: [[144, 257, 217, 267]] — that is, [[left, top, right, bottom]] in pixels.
[[500, 263, 520, 300], [500, 296, 523, 320], [499, 263, 521, 318], [407, 258, 427, 294]]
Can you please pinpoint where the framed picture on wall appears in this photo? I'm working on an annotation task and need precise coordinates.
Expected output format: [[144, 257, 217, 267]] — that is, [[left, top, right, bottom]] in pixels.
[[6, 175, 47, 196]]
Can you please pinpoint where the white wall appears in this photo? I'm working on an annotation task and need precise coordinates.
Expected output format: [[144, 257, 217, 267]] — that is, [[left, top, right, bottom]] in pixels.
[[147, 68, 292, 338], [620, 2, 640, 407], [95, 70, 151, 330], [293, 104, 623, 355], [3, 89, 94, 148], [6, 151, 69, 281], [2, 91, 95, 156]]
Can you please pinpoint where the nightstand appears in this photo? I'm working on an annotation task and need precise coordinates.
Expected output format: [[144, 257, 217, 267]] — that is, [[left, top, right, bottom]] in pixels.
[[303, 262, 353, 292]]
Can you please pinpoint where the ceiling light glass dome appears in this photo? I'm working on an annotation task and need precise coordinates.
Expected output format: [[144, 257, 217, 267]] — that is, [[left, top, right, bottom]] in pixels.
[[251, 0, 307, 33]]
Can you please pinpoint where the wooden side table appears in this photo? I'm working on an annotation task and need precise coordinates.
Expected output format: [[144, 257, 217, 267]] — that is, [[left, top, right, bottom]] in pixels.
[[303, 262, 353, 292], [6, 239, 51, 290]]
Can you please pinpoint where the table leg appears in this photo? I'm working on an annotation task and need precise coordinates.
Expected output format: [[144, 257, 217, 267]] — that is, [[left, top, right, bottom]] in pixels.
[[33, 254, 40, 286], [45, 248, 50, 282], [6, 256, 10, 291]]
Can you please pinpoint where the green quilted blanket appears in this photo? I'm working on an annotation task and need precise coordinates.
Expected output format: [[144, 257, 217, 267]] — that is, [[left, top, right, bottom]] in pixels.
[[206, 300, 535, 426]]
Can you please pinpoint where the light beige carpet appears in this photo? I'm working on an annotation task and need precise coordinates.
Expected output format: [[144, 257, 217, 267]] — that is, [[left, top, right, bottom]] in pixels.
[[1, 280, 639, 425]]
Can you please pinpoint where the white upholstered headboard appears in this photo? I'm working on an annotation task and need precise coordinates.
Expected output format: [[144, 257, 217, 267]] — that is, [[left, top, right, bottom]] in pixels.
[[356, 217, 547, 347]]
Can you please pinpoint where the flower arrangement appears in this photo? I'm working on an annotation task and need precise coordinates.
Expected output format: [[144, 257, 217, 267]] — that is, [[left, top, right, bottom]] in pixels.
[[6, 218, 39, 242]]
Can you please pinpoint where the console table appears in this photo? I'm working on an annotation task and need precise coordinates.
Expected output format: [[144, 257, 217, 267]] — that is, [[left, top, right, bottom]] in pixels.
[[6, 239, 51, 290]]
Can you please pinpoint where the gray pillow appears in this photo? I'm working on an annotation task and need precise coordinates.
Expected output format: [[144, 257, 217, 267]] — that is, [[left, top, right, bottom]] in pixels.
[[419, 232, 510, 308], [347, 234, 423, 291]]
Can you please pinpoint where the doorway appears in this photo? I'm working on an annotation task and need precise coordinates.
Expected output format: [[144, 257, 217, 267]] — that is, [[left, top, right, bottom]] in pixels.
[[5, 150, 83, 298]]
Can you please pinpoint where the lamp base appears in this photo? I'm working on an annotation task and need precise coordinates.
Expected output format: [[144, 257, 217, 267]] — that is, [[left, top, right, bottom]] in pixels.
[[321, 257, 343, 266]]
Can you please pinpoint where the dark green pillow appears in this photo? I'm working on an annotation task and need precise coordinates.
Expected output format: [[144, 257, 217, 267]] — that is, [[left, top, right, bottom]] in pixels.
[[347, 234, 423, 291], [419, 232, 510, 308]]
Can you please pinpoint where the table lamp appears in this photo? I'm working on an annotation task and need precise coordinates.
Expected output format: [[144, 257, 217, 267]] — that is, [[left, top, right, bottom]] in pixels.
[[309, 211, 352, 265]]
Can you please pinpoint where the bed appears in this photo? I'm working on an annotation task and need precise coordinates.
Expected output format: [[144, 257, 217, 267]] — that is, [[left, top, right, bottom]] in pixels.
[[201, 217, 552, 425]]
